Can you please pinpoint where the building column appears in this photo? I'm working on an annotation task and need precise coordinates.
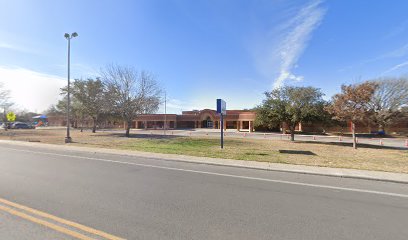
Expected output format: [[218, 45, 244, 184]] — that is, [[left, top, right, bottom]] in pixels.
[[249, 121, 253, 133], [223, 120, 227, 130], [136, 121, 139, 129], [144, 121, 147, 129], [236, 121, 240, 131]]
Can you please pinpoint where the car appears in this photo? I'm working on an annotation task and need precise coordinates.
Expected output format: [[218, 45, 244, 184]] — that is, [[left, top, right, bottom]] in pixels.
[[11, 122, 35, 129]]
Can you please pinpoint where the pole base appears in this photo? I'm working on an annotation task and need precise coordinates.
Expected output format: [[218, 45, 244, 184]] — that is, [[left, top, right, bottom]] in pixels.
[[65, 137, 73, 143]]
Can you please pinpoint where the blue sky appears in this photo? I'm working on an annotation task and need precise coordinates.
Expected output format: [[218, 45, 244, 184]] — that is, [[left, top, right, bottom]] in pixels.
[[1, 0, 408, 113]]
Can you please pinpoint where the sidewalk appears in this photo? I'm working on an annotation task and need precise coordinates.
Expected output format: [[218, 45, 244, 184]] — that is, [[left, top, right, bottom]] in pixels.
[[1, 139, 408, 184]]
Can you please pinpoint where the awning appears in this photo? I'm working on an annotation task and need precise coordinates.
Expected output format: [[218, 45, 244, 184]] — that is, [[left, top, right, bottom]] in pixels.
[[32, 115, 48, 119]]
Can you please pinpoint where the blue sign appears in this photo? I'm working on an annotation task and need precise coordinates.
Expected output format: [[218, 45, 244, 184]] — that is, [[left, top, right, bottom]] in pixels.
[[216, 99, 226, 115], [216, 99, 226, 149]]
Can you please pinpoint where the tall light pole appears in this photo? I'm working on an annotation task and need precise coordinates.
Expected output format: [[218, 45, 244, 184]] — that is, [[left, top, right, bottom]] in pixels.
[[64, 32, 78, 143]]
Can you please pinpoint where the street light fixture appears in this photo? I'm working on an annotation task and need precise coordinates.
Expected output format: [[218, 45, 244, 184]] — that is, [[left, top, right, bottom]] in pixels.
[[64, 32, 78, 143]]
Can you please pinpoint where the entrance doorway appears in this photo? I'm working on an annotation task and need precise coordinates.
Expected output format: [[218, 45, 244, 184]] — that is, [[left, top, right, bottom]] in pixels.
[[202, 116, 213, 128], [242, 121, 249, 129]]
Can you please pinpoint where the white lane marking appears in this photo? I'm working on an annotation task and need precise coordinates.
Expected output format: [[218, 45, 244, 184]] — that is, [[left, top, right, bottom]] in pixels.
[[2, 146, 408, 199]]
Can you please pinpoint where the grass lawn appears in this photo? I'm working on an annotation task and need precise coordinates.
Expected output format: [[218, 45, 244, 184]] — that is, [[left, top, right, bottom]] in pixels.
[[1, 128, 407, 173]]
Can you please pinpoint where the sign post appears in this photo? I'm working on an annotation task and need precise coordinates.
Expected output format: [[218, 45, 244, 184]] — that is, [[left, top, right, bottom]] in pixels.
[[216, 99, 226, 149], [221, 114, 224, 149]]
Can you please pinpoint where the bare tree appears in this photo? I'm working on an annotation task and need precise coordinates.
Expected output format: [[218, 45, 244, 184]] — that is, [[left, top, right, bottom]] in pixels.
[[326, 82, 376, 149], [0, 82, 14, 122], [101, 64, 162, 137], [367, 77, 408, 134]]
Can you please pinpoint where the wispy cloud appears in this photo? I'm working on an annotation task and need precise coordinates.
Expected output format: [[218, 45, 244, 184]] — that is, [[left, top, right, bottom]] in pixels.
[[383, 20, 408, 40], [338, 42, 408, 73], [0, 42, 22, 51], [383, 43, 408, 58], [254, 0, 326, 89], [382, 61, 408, 75], [0, 41, 37, 54], [274, 0, 326, 88]]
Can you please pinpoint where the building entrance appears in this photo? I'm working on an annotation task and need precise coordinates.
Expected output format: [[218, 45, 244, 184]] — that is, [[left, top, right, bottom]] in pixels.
[[202, 117, 213, 128]]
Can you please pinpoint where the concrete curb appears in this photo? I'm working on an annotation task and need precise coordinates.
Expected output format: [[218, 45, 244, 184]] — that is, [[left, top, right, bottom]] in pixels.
[[1, 139, 408, 184]]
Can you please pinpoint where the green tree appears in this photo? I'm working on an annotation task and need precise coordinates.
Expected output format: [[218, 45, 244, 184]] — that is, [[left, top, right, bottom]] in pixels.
[[56, 91, 86, 129], [45, 105, 62, 115], [256, 86, 325, 141], [72, 78, 105, 133]]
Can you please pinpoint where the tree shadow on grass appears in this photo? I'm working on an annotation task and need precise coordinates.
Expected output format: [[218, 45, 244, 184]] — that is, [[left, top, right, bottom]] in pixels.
[[102, 133, 183, 140], [330, 133, 407, 139], [297, 140, 407, 150], [279, 150, 316, 155], [245, 152, 270, 156]]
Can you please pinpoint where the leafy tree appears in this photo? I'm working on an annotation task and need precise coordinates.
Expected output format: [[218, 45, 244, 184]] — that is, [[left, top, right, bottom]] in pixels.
[[56, 90, 86, 129], [313, 102, 347, 134], [45, 105, 62, 115], [256, 86, 325, 141], [326, 82, 376, 149], [366, 77, 408, 134], [72, 78, 105, 133], [101, 64, 162, 137]]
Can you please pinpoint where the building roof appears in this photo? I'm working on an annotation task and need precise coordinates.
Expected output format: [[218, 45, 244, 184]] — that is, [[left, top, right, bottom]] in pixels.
[[135, 109, 255, 122]]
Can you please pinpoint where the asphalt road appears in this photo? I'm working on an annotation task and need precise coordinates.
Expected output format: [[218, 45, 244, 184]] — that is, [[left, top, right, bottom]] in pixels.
[[1, 142, 408, 240]]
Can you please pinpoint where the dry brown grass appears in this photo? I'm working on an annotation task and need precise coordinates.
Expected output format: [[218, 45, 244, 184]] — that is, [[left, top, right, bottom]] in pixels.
[[1, 128, 407, 173]]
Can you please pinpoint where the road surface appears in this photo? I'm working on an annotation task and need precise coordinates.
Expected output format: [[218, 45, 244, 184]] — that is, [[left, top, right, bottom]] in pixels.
[[1, 142, 408, 239]]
